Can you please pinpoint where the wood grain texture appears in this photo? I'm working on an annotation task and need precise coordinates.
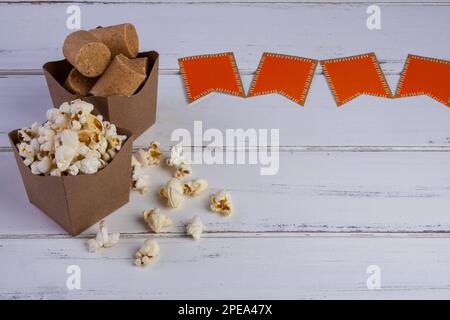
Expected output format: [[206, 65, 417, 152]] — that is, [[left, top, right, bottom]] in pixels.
[[2, 74, 450, 148], [3, 1, 450, 3], [0, 3, 449, 70], [2, 236, 450, 299], [1, 1, 450, 299], [3, 149, 450, 236]]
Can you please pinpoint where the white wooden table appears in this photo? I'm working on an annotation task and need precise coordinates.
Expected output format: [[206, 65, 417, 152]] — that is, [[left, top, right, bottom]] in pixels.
[[1, 0, 450, 299]]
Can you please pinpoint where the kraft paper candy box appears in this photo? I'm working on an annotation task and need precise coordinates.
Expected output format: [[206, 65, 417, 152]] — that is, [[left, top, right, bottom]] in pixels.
[[43, 51, 159, 140], [9, 127, 133, 236]]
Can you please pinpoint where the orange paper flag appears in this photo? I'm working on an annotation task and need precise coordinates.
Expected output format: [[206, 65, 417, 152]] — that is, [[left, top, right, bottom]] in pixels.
[[248, 52, 318, 106], [320, 53, 392, 106], [396, 54, 450, 107], [178, 52, 245, 103]]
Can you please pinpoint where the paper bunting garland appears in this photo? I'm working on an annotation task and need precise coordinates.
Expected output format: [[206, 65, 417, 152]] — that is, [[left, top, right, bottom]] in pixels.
[[178, 52, 245, 103], [178, 52, 450, 108], [320, 53, 393, 106], [248, 52, 318, 106], [396, 54, 450, 107]]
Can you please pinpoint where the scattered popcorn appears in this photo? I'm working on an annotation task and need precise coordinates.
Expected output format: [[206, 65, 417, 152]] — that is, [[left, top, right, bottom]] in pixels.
[[183, 179, 208, 197], [186, 216, 204, 240], [143, 208, 172, 233], [159, 178, 184, 208], [166, 143, 190, 167], [87, 220, 120, 253], [174, 163, 192, 179], [131, 167, 149, 194], [132, 141, 163, 169], [15, 100, 126, 176], [210, 189, 234, 216], [131, 154, 142, 168], [166, 143, 192, 178], [147, 141, 163, 165], [134, 149, 149, 167], [135, 239, 160, 266]]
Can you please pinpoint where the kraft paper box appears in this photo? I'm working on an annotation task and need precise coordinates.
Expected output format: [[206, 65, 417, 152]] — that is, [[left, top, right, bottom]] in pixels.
[[9, 128, 133, 236], [43, 51, 159, 140]]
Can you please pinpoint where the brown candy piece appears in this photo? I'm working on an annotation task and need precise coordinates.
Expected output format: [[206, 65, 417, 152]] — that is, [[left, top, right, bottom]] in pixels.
[[64, 68, 98, 96], [90, 54, 146, 97], [63, 30, 111, 77], [89, 23, 139, 59], [130, 57, 148, 75]]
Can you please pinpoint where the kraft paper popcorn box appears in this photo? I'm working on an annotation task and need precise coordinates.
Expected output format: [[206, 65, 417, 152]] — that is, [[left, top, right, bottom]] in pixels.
[[9, 128, 133, 236], [43, 51, 159, 140]]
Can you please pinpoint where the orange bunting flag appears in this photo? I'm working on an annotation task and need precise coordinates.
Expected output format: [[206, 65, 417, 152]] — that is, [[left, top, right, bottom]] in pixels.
[[320, 53, 392, 106], [248, 52, 318, 106], [396, 54, 450, 107], [178, 52, 245, 103]]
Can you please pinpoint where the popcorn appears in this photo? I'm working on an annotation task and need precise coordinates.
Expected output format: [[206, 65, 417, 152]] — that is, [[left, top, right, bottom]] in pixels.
[[46, 108, 70, 131], [135, 239, 160, 266], [131, 154, 142, 168], [134, 149, 149, 167], [30, 162, 41, 175], [30, 122, 42, 136], [77, 144, 90, 157], [79, 156, 102, 174], [183, 179, 208, 197], [132, 167, 149, 194], [166, 143, 192, 178], [133, 175, 149, 194], [87, 220, 120, 253], [35, 156, 53, 175], [50, 168, 62, 177], [132, 141, 163, 169], [186, 216, 203, 240], [143, 208, 172, 233], [55, 145, 77, 171], [70, 100, 94, 124], [17, 142, 35, 166], [104, 122, 118, 137], [147, 141, 163, 165], [70, 119, 82, 131], [85, 113, 104, 133], [67, 163, 80, 176], [15, 99, 126, 176], [59, 129, 80, 150], [29, 138, 40, 154], [159, 178, 184, 208], [107, 148, 117, 158], [106, 135, 123, 152], [210, 190, 234, 216], [18, 127, 33, 142], [174, 163, 192, 179], [166, 143, 190, 167], [37, 128, 56, 153]]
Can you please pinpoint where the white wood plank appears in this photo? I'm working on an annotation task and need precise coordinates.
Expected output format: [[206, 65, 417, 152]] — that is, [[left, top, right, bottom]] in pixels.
[[2, 149, 450, 235], [3, 0, 450, 3], [1, 236, 450, 299], [0, 3, 449, 70], [2, 74, 450, 148]]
